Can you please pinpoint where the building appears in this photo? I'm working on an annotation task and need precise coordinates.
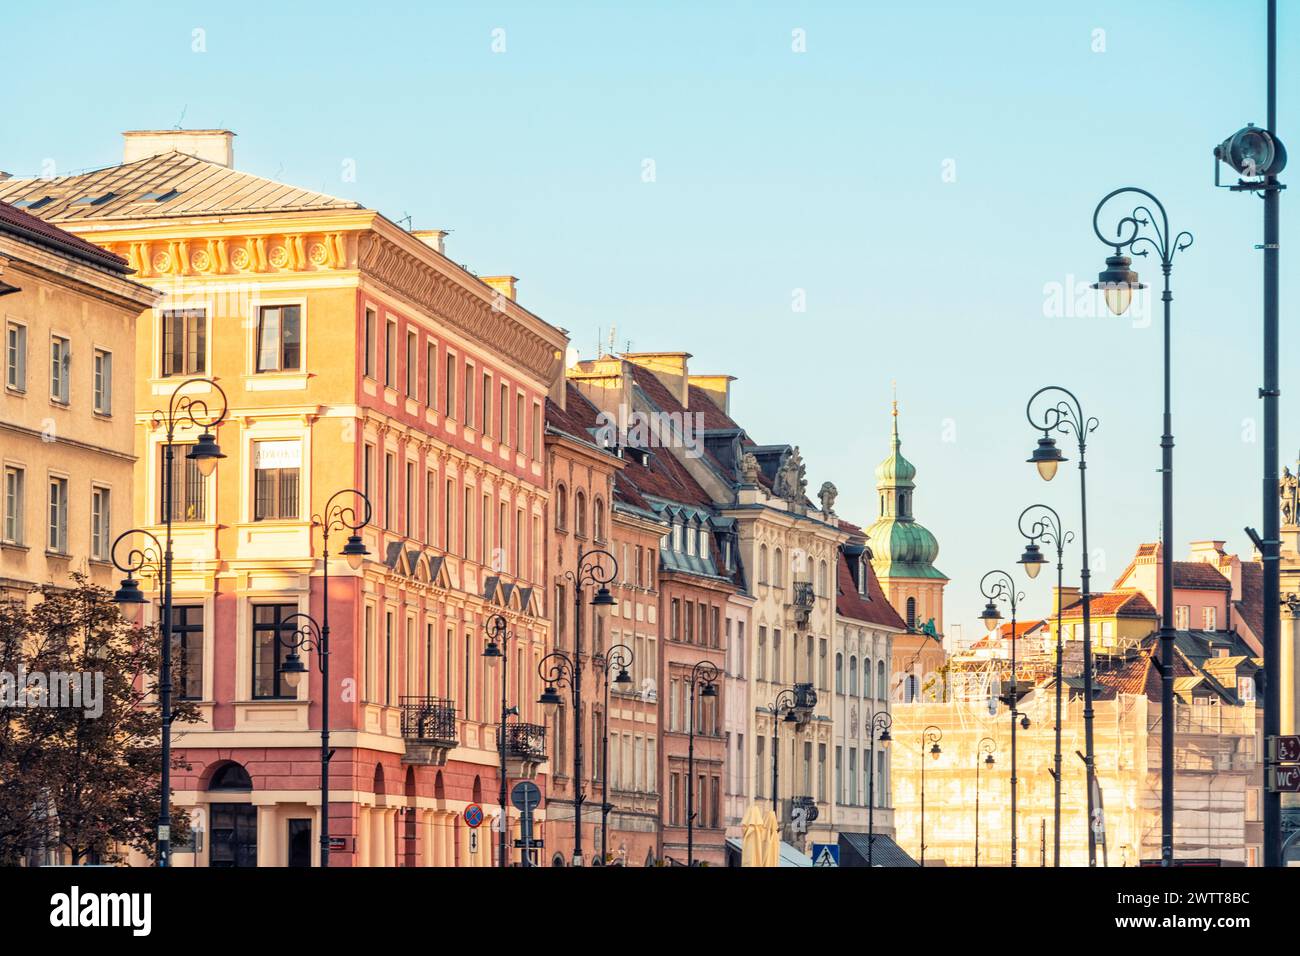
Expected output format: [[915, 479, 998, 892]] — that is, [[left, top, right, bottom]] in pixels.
[[865, 401, 948, 702], [0, 131, 568, 866], [828, 521, 907, 849], [543, 381, 662, 866], [569, 351, 845, 852], [0, 201, 157, 599]]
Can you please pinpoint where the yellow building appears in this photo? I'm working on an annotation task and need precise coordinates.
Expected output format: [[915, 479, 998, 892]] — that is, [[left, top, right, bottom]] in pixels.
[[0, 201, 156, 598]]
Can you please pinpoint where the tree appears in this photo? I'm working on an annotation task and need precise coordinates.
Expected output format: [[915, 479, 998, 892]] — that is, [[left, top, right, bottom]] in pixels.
[[0, 575, 198, 865]]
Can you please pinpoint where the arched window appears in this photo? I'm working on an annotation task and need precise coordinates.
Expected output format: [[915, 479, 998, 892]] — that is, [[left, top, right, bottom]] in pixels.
[[848, 656, 858, 695], [898, 492, 906, 516], [593, 496, 605, 542], [209, 761, 253, 791], [555, 483, 568, 531], [575, 490, 587, 537], [905, 673, 919, 703], [864, 657, 873, 697], [906, 597, 917, 629], [877, 660, 886, 700], [774, 548, 784, 587], [858, 557, 868, 595], [759, 544, 769, 583], [835, 652, 843, 693], [818, 559, 828, 597]]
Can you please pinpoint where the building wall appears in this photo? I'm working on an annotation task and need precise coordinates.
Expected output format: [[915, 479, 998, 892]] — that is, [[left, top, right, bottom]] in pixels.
[[829, 619, 895, 838]]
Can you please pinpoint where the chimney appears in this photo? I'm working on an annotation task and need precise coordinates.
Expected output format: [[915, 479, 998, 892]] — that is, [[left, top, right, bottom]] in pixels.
[[1053, 585, 1082, 613], [622, 352, 691, 408], [689, 374, 735, 416], [1188, 539, 1228, 563], [482, 275, 518, 302], [123, 129, 235, 167], [411, 229, 447, 255]]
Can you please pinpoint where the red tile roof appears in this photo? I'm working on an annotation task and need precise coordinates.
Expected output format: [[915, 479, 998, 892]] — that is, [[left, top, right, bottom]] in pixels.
[[686, 383, 742, 430], [1060, 590, 1158, 619], [1173, 561, 1231, 590], [1235, 561, 1265, 645], [0, 199, 130, 273], [836, 547, 907, 630]]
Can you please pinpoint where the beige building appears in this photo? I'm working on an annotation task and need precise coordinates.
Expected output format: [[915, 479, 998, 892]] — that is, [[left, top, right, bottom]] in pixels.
[[0, 201, 156, 598]]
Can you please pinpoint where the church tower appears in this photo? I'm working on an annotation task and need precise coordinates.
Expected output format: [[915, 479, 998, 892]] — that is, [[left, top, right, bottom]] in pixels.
[[865, 396, 948, 700]]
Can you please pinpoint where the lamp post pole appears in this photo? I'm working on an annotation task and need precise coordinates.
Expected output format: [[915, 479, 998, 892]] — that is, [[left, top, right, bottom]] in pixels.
[[975, 737, 995, 868], [685, 660, 720, 866], [484, 613, 520, 867], [1027, 385, 1101, 866], [866, 711, 892, 868], [769, 688, 798, 821], [1090, 188, 1192, 867], [919, 725, 941, 866], [538, 548, 617, 866], [979, 570, 1027, 867], [273, 612, 331, 865], [598, 644, 635, 864], [111, 377, 227, 868], [1017, 504, 1073, 867]]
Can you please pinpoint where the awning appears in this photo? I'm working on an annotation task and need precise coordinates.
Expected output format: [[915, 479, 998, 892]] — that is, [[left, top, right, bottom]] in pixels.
[[836, 832, 920, 868]]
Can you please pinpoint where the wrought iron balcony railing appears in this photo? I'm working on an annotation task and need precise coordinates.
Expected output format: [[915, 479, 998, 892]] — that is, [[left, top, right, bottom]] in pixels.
[[498, 720, 547, 762], [400, 696, 458, 745], [793, 682, 818, 714]]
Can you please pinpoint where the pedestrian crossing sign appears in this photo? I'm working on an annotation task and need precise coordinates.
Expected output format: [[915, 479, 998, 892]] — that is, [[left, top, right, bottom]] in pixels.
[[812, 843, 839, 867]]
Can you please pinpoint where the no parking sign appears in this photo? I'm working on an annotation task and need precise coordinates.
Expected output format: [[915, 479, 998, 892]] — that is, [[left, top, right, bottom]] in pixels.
[[464, 803, 484, 828]]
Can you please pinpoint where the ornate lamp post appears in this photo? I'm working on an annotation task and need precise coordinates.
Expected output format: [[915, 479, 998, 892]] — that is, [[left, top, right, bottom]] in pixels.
[[865, 710, 892, 867], [111, 376, 227, 867], [1026, 385, 1100, 867], [918, 725, 941, 866], [974, 737, 996, 868], [1090, 188, 1193, 867], [768, 687, 801, 820], [978, 570, 1029, 868], [273, 612, 329, 865], [596, 643, 634, 863], [537, 547, 617, 866], [1017, 503, 1072, 868], [483, 613, 521, 868], [686, 660, 720, 866]]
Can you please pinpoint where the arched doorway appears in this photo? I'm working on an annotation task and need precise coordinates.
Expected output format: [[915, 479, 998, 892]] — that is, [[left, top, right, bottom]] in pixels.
[[207, 761, 256, 868], [403, 767, 418, 867]]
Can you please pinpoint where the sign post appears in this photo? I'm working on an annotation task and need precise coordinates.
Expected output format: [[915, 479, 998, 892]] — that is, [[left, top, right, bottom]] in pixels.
[[811, 843, 839, 867], [511, 781, 542, 867]]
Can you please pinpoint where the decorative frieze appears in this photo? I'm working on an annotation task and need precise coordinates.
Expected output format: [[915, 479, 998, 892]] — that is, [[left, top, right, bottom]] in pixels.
[[105, 231, 351, 280]]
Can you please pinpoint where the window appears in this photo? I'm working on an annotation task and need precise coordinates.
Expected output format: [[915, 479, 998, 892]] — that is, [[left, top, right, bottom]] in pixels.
[[382, 453, 395, 529], [404, 461, 414, 538], [252, 603, 298, 699], [425, 342, 436, 406], [426, 472, 436, 544], [877, 660, 886, 700], [863, 655, 873, 696], [500, 383, 509, 443], [406, 330, 418, 396], [3, 466, 24, 544], [685, 519, 696, 556], [161, 309, 206, 376], [835, 653, 843, 693], [160, 445, 207, 523], [906, 597, 917, 629], [90, 486, 110, 561], [531, 402, 542, 461], [253, 440, 301, 521], [463, 486, 472, 557], [49, 335, 69, 404], [849, 656, 858, 695], [593, 497, 605, 542], [255, 305, 301, 372], [384, 318, 397, 387], [444, 479, 453, 551], [1203, 606, 1218, 631], [172, 605, 204, 700], [481, 372, 491, 435], [464, 364, 475, 428], [363, 308, 376, 378], [93, 349, 112, 414], [759, 544, 768, 583], [1175, 604, 1190, 631], [445, 353, 456, 416], [555, 484, 568, 530], [5, 322, 26, 391], [515, 393, 524, 450], [47, 475, 68, 553], [362, 443, 374, 505], [757, 627, 766, 681]]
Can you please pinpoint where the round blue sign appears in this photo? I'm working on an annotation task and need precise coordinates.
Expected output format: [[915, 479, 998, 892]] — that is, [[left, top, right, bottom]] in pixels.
[[464, 803, 484, 828]]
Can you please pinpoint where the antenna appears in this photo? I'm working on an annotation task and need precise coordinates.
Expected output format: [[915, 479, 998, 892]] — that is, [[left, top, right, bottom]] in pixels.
[[174, 105, 188, 130]]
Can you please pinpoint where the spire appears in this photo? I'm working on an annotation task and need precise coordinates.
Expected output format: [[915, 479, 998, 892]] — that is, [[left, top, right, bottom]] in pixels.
[[891, 380, 900, 451]]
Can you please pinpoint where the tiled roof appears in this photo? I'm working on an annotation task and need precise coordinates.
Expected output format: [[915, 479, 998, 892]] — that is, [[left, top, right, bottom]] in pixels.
[[837, 832, 919, 867], [1060, 590, 1158, 619], [0, 200, 130, 273], [626, 364, 736, 481], [0, 151, 361, 223], [835, 547, 907, 630], [1173, 561, 1231, 590], [1234, 561, 1265, 643], [686, 382, 742, 430]]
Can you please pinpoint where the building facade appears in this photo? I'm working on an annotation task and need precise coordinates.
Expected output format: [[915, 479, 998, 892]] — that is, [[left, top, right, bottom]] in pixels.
[[0, 202, 156, 600]]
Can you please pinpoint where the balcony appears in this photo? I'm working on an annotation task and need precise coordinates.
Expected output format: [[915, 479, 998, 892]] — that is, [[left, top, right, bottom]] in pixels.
[[793, 682, 818, 717], [400, 697, 458, 765], [789, 581, 815, 629], [498, 720, 548, 778]]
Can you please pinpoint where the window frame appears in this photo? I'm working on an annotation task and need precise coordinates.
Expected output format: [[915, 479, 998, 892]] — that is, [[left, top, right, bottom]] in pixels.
[[92, 347, 112, 414], [2, 464, 25, 545], [251, 602, 299, 700], [254, 303, 303, 374], [46, 472, 68, 554], [49, 333, 70, 405], [5, 320, 27, 393], [160, 308, 207, 378]]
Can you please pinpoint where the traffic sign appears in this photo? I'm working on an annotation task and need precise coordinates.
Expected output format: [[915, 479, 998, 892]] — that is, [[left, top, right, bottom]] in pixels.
[[469, 829, 480, 854], [464, 803, 484, 828], [1270, 765, 1300, 793], [511, 780, 542, 811], [812, 843, 839, 867], [1270, 735, 1300, 763]]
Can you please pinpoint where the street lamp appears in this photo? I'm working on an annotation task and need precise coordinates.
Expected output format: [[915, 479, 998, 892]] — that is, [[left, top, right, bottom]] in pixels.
[[685, 660, 719, 866], [483, 613, 521, 868], [537, 547, 617, 866], [919, 725, 941, 866], [596, 643, 635, 864], [273, 612, 333, 865], [1026, 385, 1101, 868], [974, 737, 996, 868], [1091, 188, 1193, 868], [1018, 504, 1073, 868], [312, 488, 370, 867], [865, 710, 892, 867], [111, 377, 227, 867], [979, 569, 1028, 868], [768, 687, 802, 823]]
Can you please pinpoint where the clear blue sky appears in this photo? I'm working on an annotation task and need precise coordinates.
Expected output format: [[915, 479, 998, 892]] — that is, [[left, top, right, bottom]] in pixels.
[[3, 0, 1296, 634]]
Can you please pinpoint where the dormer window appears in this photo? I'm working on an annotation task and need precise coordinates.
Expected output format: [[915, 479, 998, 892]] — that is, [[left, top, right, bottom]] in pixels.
[[672, 520, 683, 552], [686, 519, 696, 556], [857, 557, 868, 595]]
